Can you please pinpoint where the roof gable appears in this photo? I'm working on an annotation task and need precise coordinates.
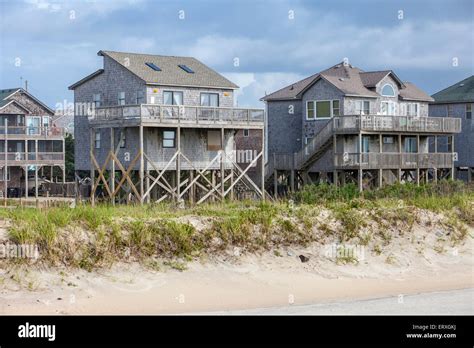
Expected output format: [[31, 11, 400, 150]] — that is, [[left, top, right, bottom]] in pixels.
[[262, 62, 430, 102], [0, 88, 54, 115]]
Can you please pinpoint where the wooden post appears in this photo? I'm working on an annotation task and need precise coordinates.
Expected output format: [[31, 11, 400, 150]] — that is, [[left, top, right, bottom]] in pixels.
[[4, 118, 7, 206], [358, 133, 363, 192], [273, 153, 277, 198], [145, 171, 150, 204], [24, 165, 28, 199], [467, 168, 472, 183], [220, 127, 225, 200], [261, 127, 265, 201], [451, 135, 455, 180], [111, 128, 115, 205], [90, 128, 95, 206], [230, 169, 234, 200], [189, 170, 194, 204], [176, 126, 181, 201], [139, 125, 144, 204]]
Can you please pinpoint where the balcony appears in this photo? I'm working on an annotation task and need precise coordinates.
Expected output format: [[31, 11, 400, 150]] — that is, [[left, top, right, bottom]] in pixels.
[[90, 104, 265, 129], [333, 115, 461, 134], [0, 126, 65, 139], [334, 152, 454, 170], [0, 152, 65, 166]]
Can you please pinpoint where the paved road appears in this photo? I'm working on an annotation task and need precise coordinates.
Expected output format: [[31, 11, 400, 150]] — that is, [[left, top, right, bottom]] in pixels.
[[204, 288, 473, 315]]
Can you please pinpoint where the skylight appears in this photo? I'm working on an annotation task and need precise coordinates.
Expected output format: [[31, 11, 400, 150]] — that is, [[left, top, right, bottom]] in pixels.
[[178, 64, 194, 73], [145, 62, 161, 71]]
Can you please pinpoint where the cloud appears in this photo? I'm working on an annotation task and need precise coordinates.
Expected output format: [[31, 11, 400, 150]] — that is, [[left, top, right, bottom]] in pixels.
[[222, 72, 306, 108]]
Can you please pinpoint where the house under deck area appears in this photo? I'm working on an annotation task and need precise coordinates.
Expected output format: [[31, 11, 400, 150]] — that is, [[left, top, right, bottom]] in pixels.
[[87, 104, 265, 205]]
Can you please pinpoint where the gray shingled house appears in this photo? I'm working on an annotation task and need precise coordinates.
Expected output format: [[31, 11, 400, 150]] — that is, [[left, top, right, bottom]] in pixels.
[[430, 76, 474, 182], [69, 50, 265, 204], [262, 62, 461, 194], [0, 88, 65, 198]]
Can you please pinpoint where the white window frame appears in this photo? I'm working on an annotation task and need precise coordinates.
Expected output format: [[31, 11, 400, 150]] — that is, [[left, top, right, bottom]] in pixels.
[[381, 83, 396, 97], [93, 93, 101, 108], [163, 91, 184, 106], [405, 102, 419, 117], [306, 100, 336, 120], [355, 100, 370, 115], [466, 104, 472, 119], [381, 101, 396, 116], [163, 130, 176, 148], [118, 92, 126, 106], [94, 131, 101, 149]]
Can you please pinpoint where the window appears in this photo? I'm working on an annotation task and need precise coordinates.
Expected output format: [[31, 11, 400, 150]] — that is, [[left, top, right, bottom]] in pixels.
[[361, 136, 370, 153], [406, 103, 419, 117], [95, 131, 101, 149], [332, 100, 340, 116], [316, 101, 331, 119], [93, 93, 101, 108], [243, 129, 249, 137], [404, 137, 417, 153], [207, 130, 221, 151], [383, 136, 394, 144], [119, 129, 126, 148], [145, 62, 161, 71], [0, 167, 11, 181], [447, 104, 454, 117], [307, 101, 315, 120], [163, 130, 175, 148], [42, 116, 50, 127], [307, 100, 340, 119], [381, 84, 395, 97], [466, 104, 472, 119], [135, 90, 145, 104], [356, 100, 370, 115], [163, 91, 183, 105], [178, 64, 194, 73], [200, 93, 219, 107], [381, 101, 396, 115], [118, 92, 125, 106]]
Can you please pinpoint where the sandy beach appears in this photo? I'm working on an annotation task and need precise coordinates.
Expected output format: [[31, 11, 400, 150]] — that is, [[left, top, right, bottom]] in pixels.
[[1, 229, 472, 315]]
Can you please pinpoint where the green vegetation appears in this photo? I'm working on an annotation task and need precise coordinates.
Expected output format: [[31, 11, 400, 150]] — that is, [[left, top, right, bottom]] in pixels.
[[0, 180, 472, 270]]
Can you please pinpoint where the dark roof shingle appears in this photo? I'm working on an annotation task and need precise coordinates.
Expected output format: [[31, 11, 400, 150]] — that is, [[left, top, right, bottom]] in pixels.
[[431, 75, 474, 103], [100, 50, 239, 89], [262, 62, 431, 102]]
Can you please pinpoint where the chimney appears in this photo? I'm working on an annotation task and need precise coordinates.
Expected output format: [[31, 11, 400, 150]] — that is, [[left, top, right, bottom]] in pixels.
[[25, 80, 28, 91]]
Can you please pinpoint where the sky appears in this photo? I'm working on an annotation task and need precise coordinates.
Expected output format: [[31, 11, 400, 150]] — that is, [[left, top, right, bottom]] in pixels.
[[0, 0, 473, 110]]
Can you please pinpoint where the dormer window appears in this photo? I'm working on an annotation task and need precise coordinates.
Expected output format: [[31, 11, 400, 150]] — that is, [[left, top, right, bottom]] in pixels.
[[381, 84, 395, 97]]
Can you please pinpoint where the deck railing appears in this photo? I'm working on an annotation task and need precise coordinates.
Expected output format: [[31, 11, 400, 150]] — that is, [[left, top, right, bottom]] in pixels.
[[333, 115, 461, 133], [0, 126, 65, 137], [0, 152, 64, 164], [334, 152, 454, 169], [92, 104, 265, 126]]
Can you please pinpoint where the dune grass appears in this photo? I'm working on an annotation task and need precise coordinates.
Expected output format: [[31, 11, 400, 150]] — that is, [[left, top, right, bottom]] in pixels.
[[0, 180, 472, 270]]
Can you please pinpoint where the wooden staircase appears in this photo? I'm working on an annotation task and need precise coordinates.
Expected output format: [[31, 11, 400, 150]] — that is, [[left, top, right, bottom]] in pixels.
[[265, 120, 335, 190]]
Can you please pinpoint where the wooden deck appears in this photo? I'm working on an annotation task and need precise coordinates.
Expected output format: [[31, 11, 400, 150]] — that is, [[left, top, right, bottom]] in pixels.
[[334, 115, 461, 134], [89, 104, 265, 129]]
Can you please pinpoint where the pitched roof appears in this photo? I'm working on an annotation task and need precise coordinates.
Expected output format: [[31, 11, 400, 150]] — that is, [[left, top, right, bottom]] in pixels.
[[399, 82, 434, 102], [260, 73, 320, 101], [68, 69, 104, 90], [431, 75, 474, 103], [0, 88, 55, 114], [262, 62, 430, 102], [96, 50, 238, 89], [0, 88, 20, 108]]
